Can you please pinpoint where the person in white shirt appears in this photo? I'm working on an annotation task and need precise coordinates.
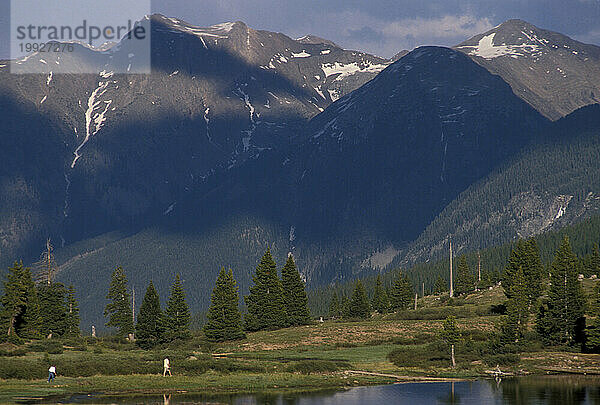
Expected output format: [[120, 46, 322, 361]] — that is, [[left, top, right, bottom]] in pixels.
[[48, 365, 56, 383], [163, 358, 171, 376]]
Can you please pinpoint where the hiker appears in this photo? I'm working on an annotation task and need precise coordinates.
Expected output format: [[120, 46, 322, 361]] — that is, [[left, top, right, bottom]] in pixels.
[[163, 357, 171, 376], [48, 365, 56, 383]]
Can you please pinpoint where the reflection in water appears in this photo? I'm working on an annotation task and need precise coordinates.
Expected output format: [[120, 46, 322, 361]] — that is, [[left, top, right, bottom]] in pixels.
[[495, 376, 596, 405], [51, 376, 600, 404]]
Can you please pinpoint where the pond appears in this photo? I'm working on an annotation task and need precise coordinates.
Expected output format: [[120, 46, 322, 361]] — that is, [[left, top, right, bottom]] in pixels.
[[49, 376, 600, 404]]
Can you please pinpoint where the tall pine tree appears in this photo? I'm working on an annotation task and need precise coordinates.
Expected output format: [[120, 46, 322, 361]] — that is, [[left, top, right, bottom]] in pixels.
[[390, 271, 413, 311], [204, 268, 246, 342], [38, 283, 67, 338], [328, 292, 341, 318], [372, 274, 389, 314], [345, 280, 370, 319], [584, 244, 600, 277], [504, 239, 543, 309], [0, 261, 40, 338], [454, 256, 475, 296], [433, 276, 447, 294], [64, 285, 80, 337], [244, 248, 288, 331], [165, 274, 191, 341], [536, 237, 586, 346], [281, 255, 311, 326], [500, 266, 528, 344], [136, 281, 165, 349], [104, 266, 134, 337]]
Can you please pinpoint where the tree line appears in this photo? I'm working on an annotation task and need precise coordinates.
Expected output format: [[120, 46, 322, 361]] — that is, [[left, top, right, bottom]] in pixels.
[[103, 248, 312, 345], [0, 261, 80, 342]]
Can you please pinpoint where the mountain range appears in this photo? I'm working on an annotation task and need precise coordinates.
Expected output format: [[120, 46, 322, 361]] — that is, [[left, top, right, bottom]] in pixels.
[[1, 16, 599, 329]]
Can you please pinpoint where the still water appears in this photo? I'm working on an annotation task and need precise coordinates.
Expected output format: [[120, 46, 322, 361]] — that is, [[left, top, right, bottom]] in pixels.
[[55, 376, 600, 404]]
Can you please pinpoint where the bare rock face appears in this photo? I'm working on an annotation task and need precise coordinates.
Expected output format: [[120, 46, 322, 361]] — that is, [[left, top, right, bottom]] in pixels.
[[456, 19, 600, 120]]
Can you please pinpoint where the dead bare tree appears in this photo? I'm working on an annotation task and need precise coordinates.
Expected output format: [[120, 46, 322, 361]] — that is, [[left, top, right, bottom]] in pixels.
[[32, 238, 58, 285]]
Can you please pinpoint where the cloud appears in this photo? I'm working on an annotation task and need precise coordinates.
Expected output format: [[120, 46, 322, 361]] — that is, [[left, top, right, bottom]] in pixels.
[[323, 12, 493, 57]]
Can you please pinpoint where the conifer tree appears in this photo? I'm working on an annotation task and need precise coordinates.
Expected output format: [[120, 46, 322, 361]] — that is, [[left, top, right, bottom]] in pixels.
[[441, 316, 460, 368], [38, 283, 67, 337], [244, 248, 288, 331], [21, 273, 41, 339], [136, 281, 165, 349], [328, 292, 341, 318], [504, 239, 543, 308], [500, 266, 528, 344], [454, 256, 475, 296], [204, 268, 246, 342], [345, 280, 370, 319], [340, 293, 349, 317], [372, 274, 389, 313], [104, 266, 134, 337], [433, 276, 446, 294], [165, 274, 191, 340], [585, 319, 600, 353], [64, 285, 80, 337], [281, 255, 311, 326], [390, 271, 413, 311], [1, 261, 38, 337], [536, 237, 586, 346], [585, 244, 600, 277]]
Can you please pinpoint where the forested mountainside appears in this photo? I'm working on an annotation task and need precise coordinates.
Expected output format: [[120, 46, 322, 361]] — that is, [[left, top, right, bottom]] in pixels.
[[399, 104, 600, 267], [308, 213, 600, 316]]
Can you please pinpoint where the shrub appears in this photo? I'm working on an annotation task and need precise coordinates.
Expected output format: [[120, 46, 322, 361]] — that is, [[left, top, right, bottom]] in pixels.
[[27, 340, 63, 354], [483, 353, 520, 366], [286, 360, 350, 374], [0, 347, 28, 357]]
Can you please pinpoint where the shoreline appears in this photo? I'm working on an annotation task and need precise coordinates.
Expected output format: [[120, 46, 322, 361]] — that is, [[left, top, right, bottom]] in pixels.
[[4, 369, 599, 404]]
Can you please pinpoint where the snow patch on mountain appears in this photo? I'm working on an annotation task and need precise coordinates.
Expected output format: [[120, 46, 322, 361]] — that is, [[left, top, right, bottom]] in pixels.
[[457, 32, 541, 60], [321, 61, 388, 81], [291, 50, 311, 58], [71, 79, 113, 168]]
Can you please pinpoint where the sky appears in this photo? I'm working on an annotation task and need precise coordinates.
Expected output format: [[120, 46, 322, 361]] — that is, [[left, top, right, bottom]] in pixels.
[[1, 0, 599, 59], [152, 0, 600, 58]]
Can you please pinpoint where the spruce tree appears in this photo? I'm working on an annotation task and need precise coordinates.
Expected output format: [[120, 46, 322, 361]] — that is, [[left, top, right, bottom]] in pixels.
[[345, 280, 370, 319], [504, 239, 543, 308], [136, 281, 165, 349], [38, 283, 67, 338], [104, 266, 134, 337], [390, 271, 413, 311], [328, 292, 341, 318], [455, 256, 475, 296], [536, 237, 586, 346], [441, 316, 460, 368], [1, 261, 37, 338], [434, 276, 447, 294], [204, 268, 246, 342], [585, 244, 600, 277], [165, 274, 191, 340], [340, 293, 350, 318], [21, 272, 41, 339], [64, 285, 80, 337], [500, 266, 528, 344], [281, 255, 311, 326], [372, 274, 389, 313], [244, 248, 288, 331]]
